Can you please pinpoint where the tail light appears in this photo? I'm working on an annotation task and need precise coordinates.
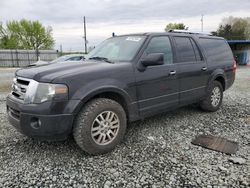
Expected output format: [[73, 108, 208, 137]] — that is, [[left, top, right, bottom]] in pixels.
[[232, 59, 237, 74]]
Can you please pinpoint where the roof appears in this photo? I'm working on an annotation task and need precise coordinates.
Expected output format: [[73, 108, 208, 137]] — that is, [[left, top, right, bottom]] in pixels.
[[117, 32, 222, 39], [227, 40, 250, 45], [168, 29, 212, 36]]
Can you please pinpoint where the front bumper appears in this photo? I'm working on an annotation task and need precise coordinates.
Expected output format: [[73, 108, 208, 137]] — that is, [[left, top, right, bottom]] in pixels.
[[6, 95, 78, 140]]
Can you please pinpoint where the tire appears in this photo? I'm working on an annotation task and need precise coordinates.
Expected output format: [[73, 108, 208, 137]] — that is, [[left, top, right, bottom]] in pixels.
[[73, 98, 127, 155], [200, 81, 223, 112]]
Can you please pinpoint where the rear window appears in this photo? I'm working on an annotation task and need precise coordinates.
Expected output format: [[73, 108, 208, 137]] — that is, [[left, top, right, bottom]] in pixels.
[[174, 37, 196, 62], [199, 38, 233, 62]]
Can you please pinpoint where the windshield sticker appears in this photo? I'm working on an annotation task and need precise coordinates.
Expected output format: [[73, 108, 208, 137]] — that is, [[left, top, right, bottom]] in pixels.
[[126, 37, 142, 42]]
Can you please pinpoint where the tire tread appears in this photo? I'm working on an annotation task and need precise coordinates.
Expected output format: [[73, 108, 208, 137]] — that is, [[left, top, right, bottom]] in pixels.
[[73, 98, 126, 155]]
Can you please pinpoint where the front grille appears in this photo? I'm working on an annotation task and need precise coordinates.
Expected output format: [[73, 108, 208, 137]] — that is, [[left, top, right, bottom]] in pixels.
[[11, 77, 30, 100]]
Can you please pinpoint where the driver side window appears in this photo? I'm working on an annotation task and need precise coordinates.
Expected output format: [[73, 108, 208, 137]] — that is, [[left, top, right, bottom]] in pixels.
[[145, 36, 173, 64]]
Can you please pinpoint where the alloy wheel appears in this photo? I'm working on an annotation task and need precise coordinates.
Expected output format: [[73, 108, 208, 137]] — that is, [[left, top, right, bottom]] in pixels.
[[211, 86, 221, 107], [91, 111, 120, 145]]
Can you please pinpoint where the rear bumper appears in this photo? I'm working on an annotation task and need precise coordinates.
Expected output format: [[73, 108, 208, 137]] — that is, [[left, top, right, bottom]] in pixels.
[[6, 95, 76, 140]]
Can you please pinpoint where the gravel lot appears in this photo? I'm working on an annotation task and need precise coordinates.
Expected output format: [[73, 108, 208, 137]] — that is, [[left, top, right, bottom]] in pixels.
[[0, 68, 18, 92], [0, 67, 249, 187]]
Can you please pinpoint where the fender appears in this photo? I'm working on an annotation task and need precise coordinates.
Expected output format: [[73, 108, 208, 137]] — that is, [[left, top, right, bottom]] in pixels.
[[71, 78, 139, 121], [206, 68, 226, 92], [80, 86, 132, 104]]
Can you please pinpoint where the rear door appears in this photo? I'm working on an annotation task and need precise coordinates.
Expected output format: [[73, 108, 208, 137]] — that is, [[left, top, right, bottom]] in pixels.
[[135, 36, 179, 117], [199, 38, 235, 89], [173, 36, 209, 105]]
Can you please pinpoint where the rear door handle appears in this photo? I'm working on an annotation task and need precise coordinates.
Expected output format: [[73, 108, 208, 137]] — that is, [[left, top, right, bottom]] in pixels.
[[201, 67, 207, 71], [169, 70, 176, 75]]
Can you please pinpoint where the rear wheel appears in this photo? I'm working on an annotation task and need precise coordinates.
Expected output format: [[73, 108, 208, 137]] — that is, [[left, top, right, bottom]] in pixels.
[[73, 98, 127, 155], [200, 81, 223, 112]]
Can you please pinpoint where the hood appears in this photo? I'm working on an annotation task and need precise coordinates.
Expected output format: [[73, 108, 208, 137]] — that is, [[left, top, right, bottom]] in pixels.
[[16, 60, 116, 83], [28, 60, 49, 67]]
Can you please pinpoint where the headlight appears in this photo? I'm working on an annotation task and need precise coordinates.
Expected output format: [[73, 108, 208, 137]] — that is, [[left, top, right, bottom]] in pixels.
[[24, 81, 68, 104]]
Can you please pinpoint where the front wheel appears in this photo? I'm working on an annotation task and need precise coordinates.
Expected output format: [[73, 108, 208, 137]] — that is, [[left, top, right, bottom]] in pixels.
[[200, 81, 223, 112], [73, 98, 127, 155]]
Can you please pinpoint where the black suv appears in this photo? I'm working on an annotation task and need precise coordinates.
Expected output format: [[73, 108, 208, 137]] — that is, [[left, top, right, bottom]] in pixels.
[[6, 31, 236, 155]]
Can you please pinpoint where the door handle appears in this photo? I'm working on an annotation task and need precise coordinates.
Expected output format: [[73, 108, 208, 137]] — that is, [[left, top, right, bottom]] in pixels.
[[169, 70, 176, 75], [201, 67, 207, 71]]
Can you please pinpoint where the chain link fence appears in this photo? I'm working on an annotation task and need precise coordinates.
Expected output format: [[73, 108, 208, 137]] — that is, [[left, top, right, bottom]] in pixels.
[[0, 50, 58, 67]]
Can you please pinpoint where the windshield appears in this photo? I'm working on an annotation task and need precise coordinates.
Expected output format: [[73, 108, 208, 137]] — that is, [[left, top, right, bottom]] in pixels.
[[86, 36, 146, 62], [50, 56, 70, 63]]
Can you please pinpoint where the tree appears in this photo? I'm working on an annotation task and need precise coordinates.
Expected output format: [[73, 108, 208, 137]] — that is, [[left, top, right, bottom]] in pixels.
[[213, 17, 250, 40], [0, 19, 54, 50], [165, 23, 188, 32], [217, 24, 233, 39]]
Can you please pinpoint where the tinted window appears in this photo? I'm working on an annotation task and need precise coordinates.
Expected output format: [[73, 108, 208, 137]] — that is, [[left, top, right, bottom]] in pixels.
[[174, 37, 196, 62], [190, 39, 202, 61], [199, 38, 233, 62], [144, 36, 173, 64]]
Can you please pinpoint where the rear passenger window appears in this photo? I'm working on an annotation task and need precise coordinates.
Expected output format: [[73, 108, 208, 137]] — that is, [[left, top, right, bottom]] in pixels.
[[174, 37, 196, 62], [145, 36, 173, 64], [190, 39, 202, 61]]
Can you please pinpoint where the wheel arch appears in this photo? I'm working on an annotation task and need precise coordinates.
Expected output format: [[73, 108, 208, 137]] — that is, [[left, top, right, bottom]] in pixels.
[[207, 69, 226, 92], [73, 87, 135, 122], [214, 75, 226, 91]]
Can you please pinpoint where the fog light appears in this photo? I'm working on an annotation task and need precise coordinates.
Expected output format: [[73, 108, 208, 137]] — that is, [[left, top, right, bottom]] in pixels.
[[30, 117, 41, 129]]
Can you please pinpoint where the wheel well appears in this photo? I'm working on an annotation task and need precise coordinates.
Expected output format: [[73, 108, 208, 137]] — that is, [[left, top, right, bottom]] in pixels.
[[215, 76, 225, 91], [87, 92, 129, 120]]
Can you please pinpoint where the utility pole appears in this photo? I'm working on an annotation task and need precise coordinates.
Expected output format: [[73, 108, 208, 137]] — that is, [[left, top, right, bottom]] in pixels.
[[60, 44, 63, 56], [83, 16, 87, 54], [201, 14, 204, 32]]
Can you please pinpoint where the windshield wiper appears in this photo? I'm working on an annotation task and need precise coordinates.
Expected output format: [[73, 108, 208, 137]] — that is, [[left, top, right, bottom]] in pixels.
[[89, 56, 114, 64]]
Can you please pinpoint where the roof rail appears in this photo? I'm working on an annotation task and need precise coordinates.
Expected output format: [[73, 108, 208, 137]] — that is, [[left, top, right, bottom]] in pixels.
[[168, 29, 212, 36]]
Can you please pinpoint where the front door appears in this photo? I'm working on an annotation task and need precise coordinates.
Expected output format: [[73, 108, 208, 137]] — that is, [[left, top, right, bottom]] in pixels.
[[135, 36, 179, 117]]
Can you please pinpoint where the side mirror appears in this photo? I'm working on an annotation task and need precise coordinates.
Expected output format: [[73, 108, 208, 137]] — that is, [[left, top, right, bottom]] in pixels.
[[138, 53, 164, 71]]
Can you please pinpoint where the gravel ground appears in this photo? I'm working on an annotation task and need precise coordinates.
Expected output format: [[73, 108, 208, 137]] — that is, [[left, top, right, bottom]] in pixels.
[[0, 67, 249, 187], [0, 68, 18, 92]]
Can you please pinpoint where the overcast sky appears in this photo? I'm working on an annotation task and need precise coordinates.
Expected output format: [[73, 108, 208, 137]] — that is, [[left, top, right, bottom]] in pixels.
[[1, 0, 250, 51]]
